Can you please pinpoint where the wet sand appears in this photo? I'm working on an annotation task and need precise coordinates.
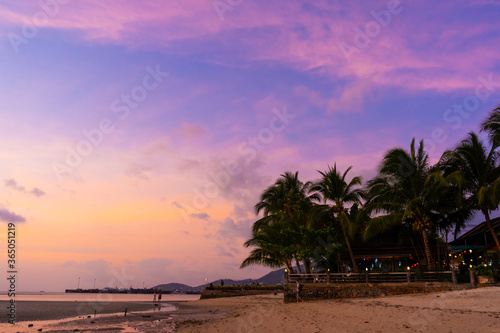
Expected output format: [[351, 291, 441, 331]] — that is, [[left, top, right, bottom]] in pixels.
[[0, 300, 224, 333], [0, 300, 159, 322]]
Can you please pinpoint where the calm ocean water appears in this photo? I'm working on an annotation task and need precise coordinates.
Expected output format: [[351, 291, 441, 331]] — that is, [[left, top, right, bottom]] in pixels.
[[0, 292, 199, 332], [0, 292, 200, 302]]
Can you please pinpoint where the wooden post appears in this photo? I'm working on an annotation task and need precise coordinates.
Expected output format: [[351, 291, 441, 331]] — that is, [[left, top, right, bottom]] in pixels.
[[327, 270, 331, 284], [451, 269, 458, 285], [469, 267, 476, 286], [406, 271, 411, 283], [365, 271, 369, 284]]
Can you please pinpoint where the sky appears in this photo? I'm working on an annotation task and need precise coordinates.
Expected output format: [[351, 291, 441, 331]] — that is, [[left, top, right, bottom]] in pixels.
[[0, 0, 499, 292]]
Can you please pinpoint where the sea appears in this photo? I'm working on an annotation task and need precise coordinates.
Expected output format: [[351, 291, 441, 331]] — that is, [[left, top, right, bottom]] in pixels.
[[0, 292, 200, 332], [0, 291, 200, 302]]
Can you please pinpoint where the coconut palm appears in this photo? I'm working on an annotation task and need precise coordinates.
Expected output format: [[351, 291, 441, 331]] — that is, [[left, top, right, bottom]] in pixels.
[[364, 139, 454, 271], [309, 164, 364, 273], [480, 104, 500, 147], [440, 132, 500, 253], [253, 171, 317, 231], [243, 171, 319, 273], [240, 222, 293, 271]]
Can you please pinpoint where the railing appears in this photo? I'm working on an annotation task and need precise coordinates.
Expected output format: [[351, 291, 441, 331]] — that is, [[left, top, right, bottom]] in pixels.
[[287, 271, 454, 284]]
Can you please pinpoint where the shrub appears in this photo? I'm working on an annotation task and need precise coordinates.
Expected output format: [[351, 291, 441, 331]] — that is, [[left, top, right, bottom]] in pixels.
[[473, 264, 499, 278]]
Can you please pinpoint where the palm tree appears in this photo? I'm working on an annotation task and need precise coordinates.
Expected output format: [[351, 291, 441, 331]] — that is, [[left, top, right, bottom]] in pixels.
[[364, 139, 453, 271], [481, 104, 500, 147], [310, 164, 364, 273], [242, 171, 319, 273], [254, 171, 317, 229], [240, 223, 293, 272], [440, 132, 500, 253]]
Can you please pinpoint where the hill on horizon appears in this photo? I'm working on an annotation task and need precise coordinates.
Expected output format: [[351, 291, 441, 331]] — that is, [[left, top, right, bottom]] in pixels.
[[153, 268, 286, 292]]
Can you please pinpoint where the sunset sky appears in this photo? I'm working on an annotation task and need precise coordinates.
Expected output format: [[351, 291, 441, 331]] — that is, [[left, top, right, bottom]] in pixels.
[[1, 0, 500, 292]]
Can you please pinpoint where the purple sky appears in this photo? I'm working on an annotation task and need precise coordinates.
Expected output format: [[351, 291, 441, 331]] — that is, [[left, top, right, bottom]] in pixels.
[[0, 0, 499, 291]]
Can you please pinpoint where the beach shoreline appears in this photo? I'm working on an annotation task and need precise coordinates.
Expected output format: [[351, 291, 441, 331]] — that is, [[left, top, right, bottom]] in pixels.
[[0, 299, 225, 333], [0, 300, 163, 322]]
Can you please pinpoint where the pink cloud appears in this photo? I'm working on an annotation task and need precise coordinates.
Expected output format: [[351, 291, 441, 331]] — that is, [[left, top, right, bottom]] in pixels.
[[173, 122, 206, 140], [3, 0, 498, 95], [293, 79, 373, 114]]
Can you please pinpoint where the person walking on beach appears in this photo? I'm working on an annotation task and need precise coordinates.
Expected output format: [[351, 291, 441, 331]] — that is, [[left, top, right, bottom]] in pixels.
[[153, 292, 157, 302], [295, 281, 303, 303], [158, 292, 162, 302]]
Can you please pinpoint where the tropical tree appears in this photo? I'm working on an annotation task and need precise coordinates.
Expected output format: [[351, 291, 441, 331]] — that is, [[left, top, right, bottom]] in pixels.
[[364, 139, 455, 271], [309, 164, 364, 273], [240, 222, 293, 272], [440, 132, 500, 253], [480, 104, 500, 147], [242, 171, 319, 273]]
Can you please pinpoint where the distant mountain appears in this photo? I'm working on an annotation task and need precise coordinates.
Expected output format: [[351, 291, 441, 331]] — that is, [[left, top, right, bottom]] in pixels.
[[153, 283, 197, 292], [255, 268, 286, 285], [152, 268, 286, 292]]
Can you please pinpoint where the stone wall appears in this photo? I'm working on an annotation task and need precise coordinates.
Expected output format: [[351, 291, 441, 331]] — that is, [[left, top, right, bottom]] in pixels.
[[200, 288, 281, 299], [284, 282, 467, 303]]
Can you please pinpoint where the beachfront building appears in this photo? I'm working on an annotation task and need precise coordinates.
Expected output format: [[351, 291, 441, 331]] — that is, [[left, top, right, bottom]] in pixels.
[[449, 217, 500, 270], [347, 225, 447, 273]]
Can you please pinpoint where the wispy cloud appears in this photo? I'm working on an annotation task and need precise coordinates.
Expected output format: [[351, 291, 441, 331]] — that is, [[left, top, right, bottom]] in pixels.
[[4, 178, 46, 197], [216, 244, 238, 258], [190, 212, 211, 221], [125, 163, 152, 180], [0, 208, 26, 223], [173, 122, 206, 141], [5, 178, 25, 191], [2, 1, 497, 99]]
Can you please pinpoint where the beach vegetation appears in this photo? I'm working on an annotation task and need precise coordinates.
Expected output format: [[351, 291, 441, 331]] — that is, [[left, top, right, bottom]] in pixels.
[[364, 138, 459, 271], [241, 105, 500, 274], [309, 164, 365, 273], [440, 132, 500, 253], [473, 264, 499, 279]]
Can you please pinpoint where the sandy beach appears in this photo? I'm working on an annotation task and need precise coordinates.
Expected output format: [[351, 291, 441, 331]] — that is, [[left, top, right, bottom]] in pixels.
[[1, 287, 498, 332], [176, 286, 500, 333]]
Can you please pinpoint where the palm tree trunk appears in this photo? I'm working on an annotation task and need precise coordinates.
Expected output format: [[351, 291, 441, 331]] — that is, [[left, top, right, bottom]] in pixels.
[[483, 210, 500, 253], [337, 253, 344, 273], [421, 229, 435, 271], [295, 258, 303, 274], [303, 258, 312, 274], [436, 241, 441, 270], [341, 226, 359, 273]]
